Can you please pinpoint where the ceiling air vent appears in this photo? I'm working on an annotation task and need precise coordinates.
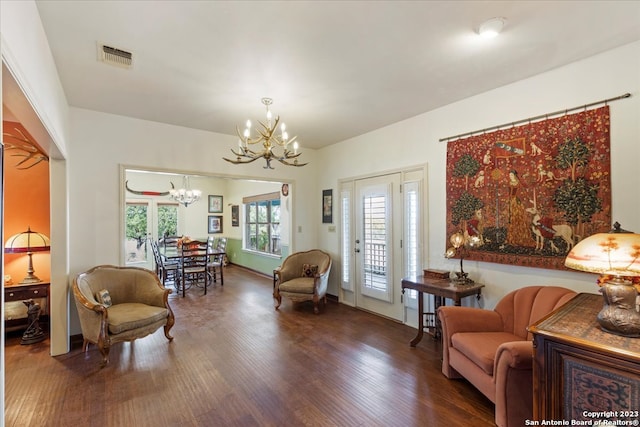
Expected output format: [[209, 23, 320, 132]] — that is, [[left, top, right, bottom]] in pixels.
[[97, 43, 133, 69]]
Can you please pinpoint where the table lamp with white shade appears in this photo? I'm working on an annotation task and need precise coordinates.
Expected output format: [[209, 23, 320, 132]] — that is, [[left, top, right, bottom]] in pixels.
[[564, 222, 640, 337], [4, 226, 51, 284]]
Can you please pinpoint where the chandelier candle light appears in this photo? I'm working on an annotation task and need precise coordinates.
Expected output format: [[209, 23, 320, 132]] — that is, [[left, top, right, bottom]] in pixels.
[[565, 222, 640, 337], [169, 175, 202, 207], [224, 98, 307, 169]]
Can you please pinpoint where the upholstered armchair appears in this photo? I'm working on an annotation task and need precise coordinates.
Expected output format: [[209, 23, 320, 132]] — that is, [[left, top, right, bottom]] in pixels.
[[72, 265, 175, 367], [274, 249, 332, 314], [438, 286, 576, 427]]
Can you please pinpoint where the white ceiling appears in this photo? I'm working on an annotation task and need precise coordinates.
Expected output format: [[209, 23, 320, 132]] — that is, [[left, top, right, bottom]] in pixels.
[[34, 1, 640, 149]]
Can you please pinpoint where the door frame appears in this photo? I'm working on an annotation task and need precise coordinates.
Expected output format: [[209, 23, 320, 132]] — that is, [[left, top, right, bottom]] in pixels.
[[338, 164, 427, 322]]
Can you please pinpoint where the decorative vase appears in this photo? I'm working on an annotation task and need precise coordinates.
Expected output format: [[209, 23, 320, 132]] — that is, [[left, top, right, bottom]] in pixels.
[[596, 281, 640, 337]]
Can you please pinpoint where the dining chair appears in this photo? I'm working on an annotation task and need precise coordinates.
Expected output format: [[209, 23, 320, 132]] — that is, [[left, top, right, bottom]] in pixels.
[[150, 239, 162, 276], [160, 235, 180, 251], [151, 239, 179, 288], [207, 237, 227, 286], [178, 240, 210, 297]]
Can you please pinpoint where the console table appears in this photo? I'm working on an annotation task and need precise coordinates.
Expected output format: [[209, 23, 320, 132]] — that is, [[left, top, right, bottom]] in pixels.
[[529, 293, 640, 423], [401, 275, 484, 345], [4, 282, 50, 330]]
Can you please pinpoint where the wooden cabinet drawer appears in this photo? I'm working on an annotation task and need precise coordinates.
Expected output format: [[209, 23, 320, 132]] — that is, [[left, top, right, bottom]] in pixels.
[[6, 287, 47, 300]]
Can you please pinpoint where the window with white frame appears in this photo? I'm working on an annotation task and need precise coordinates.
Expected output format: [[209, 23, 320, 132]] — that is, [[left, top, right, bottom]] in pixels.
[[404, 180, 422, 306], [125, 199, 179, 265], [243, 192, 281, 255]]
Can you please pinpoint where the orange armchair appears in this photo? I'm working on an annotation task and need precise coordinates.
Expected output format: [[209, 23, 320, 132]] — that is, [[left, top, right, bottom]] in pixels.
[[438, 286, 576, 427]]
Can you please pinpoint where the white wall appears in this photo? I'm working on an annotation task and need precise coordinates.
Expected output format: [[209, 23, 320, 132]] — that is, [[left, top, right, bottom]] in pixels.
[[317, 41, 640, 310], [1, 0, 69, 157], [3, 0, 639, 348], [1, 0, 71, 362], [123, 170, 287, 244], [125, 170, 231, 240], [67, 108, 319, 334]]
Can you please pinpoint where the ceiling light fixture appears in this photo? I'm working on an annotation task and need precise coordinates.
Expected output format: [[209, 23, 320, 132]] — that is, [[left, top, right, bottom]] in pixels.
[[169, 176, 201, 207], [477, 17, 506, 38], [224, 98, 307, 169]]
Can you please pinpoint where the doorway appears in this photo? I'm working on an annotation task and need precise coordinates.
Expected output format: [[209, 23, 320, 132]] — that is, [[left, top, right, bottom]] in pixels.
[[340, 167, 425, 323], [354, 173, 403, 320]]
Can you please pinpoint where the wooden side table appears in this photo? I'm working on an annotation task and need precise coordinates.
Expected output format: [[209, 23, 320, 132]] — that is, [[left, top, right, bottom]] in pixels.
[[4, 282, 50, 330], [529, 293, 640, 422], [401, 275, 484, 345]]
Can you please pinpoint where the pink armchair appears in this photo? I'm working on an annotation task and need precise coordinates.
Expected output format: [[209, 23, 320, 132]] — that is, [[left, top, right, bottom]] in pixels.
[[438, 286, 576, 427]]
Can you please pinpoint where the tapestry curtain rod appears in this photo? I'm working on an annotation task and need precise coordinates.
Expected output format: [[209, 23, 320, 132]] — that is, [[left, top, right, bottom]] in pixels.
[[440, 92, 631, 142]]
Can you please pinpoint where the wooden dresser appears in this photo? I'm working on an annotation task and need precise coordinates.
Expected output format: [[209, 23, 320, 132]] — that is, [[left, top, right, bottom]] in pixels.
[[529, 293, 640, 422], [4, 282, 50, 330]]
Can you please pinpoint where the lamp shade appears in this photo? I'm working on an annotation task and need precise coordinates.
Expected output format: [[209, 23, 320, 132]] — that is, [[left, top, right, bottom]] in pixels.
[[565, 231, 640, 277], [5, 227, 51, 253]]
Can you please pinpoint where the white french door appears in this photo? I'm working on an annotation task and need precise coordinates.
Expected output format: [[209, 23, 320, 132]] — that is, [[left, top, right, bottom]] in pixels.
[[354, 173, 403, 321], [124, 199, 179, 269]]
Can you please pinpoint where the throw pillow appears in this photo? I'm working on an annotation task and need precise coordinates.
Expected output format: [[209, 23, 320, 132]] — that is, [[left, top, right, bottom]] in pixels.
[[302, 264, 319, 278], [96, 289, 112, 307]]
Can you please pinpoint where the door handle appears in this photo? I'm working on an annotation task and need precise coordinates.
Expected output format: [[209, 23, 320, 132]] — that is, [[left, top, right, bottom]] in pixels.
[[355, 248, 360, 253]]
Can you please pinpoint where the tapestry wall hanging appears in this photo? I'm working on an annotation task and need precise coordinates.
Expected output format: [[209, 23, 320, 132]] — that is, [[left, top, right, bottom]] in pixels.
[[445, 106, 611, 270]]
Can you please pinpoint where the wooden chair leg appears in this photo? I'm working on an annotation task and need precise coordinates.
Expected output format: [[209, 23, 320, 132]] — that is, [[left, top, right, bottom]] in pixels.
[[164, 323, 174, 341], [97, 343, 110, 368], [274, 294, 282, 310]]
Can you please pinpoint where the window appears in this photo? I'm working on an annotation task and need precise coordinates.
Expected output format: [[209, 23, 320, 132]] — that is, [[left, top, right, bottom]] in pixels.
[[157, 203, 178, 239], [125, 201, 149, 264], [340, 185, 353, 291], [404, 180, 422, 306], [125, 199, 179, 265], [243, 192, 281, 255]]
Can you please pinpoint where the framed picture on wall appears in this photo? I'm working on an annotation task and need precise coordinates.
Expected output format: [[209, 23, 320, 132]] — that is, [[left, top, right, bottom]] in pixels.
[[322, 189, 333, 224], [208, 215, 223, 234], [231, 205, 239, 227], [208, 195, 223, 213]]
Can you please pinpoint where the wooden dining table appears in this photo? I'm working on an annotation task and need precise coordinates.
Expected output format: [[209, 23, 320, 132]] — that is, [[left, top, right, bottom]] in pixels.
[[159, 246, 225, 260], [159, 245, 226, 296]]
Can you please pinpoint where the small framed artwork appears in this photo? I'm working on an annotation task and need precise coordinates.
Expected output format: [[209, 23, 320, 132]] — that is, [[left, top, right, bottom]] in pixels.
[[322, 189, 333, 224], [208, 215, 223, 234], [208, 195, 223, 213], [231, 205, 239, 227]]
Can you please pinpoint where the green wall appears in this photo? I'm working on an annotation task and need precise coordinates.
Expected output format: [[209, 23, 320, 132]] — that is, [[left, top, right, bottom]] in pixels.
[[226, 238, 289, 276]]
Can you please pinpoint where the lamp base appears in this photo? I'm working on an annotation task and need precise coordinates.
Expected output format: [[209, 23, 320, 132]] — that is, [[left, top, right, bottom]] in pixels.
[[19, 274, 43, 285], [597, 282, 640, 338], [451, 271, 474, 284], [19, 252, 43, 284]]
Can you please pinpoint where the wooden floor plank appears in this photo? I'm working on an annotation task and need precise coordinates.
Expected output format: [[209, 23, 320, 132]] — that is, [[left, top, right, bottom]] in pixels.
[[5, 266, 494, 426]]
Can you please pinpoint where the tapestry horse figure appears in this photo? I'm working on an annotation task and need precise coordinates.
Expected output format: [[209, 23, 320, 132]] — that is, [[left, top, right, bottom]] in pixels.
[[525, 190, 574, 253]]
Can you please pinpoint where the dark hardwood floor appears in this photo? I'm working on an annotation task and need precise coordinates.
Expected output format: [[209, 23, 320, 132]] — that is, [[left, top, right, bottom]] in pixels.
[[5, 266, 494, 426]]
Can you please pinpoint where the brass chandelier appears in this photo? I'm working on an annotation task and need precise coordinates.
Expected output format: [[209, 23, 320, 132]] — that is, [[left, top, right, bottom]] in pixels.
[[223, 98, 307, 169]]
